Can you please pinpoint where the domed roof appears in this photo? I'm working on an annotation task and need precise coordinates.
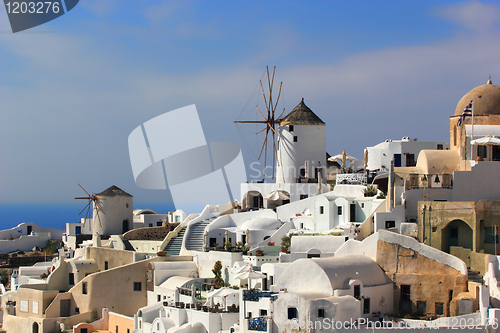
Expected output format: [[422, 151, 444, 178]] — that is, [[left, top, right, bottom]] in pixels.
[[455, 79, 500, 116], [280, 98, 325, 126]]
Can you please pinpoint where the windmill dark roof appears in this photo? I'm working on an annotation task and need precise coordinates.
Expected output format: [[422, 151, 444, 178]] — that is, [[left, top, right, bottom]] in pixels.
[[280, 98, 325, 126], [96, 185, 133, 197]]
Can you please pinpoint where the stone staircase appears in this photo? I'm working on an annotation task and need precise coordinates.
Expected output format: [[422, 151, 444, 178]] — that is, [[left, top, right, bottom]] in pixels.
[[163, 228, 186, 256], [468, 268, 483, 284], [184, 218, 214, 251], [122, 239, 135, 251]]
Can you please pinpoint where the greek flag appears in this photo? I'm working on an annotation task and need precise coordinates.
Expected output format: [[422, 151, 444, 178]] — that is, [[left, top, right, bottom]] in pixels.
[[17, 229, 22, 233], [457, 100, 473, 127]]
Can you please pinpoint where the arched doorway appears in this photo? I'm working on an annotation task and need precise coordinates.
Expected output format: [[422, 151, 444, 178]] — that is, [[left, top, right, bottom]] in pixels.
[[243, 191, 263, 210], [32, 322, 39, 333], [442, 219, 473, 253], [122, 219, 129, 233]]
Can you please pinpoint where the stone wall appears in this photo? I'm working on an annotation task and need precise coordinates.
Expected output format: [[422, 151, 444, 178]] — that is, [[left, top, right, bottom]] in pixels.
[[122, 223, 179, 241], [377, 239, 469, 318]]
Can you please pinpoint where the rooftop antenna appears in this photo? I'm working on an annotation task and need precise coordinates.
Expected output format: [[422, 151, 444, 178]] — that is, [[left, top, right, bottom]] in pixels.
[[234, 66, 285, 178]]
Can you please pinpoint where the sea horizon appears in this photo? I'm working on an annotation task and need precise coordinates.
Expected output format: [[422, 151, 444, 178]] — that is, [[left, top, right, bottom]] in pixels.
[[0, 202, 176, 231]]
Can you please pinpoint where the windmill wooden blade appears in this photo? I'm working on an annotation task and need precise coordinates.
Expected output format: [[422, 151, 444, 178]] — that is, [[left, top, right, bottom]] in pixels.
[[258, 130, 269, 160], [268, 123, 284, 141], [233, 66, 284, 179], [78, 201, 91, 216], [256, 106, 267, 121], [78, 183, 91, 197]]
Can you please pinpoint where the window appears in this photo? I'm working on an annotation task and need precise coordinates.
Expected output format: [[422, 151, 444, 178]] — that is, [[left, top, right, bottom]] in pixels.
[[337, 207, 342, 215], [401, 285, 410, 300], [361, 203, 364, 208], [149, 223, 153, 227], [116, 325, 119, 333], [318, 309, 325, 318], [260, 309, 268, 316], [293, 136, 298, 142], [289, 125, 294, 132], [354, 285, 360, 299], [81, 329, 88, 333], [126, 203, 129, 208], [437, 144, 443, 150], [288, 307, 298, 320], [485, 227, 499, 244], [20, 300, 28, 312], [82, 282, 88, 295], [363, 298, 370, 314], [319, 206, 324, 214], [69, 273, 74, 285], [104, 261, 109, 270], [300, 194, 308, 200], [134, 282, 142, 291], [417, 301, 426, 315], [435, 302, 444, 315], [75, 307, 79, 315], [157, 294, 161, 302], [432, 227, 437, 232], [157, 221, 162, 226], [478, 145, 487, 158], [385, 221, 395, 229]]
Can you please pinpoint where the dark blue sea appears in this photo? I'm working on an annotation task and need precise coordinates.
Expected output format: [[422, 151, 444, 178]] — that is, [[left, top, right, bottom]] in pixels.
[[0, 203, 175, 231]]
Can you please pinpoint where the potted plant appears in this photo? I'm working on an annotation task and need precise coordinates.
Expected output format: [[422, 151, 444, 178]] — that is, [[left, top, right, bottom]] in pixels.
[[363, 185, 377, 197], [255, 249, 264, 257]]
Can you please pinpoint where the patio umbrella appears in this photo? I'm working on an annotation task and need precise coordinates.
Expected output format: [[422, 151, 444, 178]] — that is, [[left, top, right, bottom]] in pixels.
[[470, 136, 500, 145], [235, 269, 266, 289], [328, 150, 357, 169], [231, 263, 253, 274], [264, 190, 290, 201]]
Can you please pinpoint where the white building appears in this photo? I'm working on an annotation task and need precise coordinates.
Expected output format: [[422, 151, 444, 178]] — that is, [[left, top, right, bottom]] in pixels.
[[273, 255, 393, 332], [366, 137, 449, 172], [0, 223, 63, 253]]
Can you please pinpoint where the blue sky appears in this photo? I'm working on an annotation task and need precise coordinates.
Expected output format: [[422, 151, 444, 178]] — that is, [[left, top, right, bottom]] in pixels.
[[1, 0, 500, 214]]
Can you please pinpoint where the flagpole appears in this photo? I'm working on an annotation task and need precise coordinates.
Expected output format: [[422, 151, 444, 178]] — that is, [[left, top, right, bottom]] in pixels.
[[471, 99, 474, 161]]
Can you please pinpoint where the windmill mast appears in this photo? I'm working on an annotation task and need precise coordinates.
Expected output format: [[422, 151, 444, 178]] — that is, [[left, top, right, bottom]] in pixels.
[[234, 66, 285, 179]]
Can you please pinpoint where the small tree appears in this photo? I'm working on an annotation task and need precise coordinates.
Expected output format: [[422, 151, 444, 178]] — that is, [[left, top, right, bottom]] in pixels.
[[212, 260, 224, 288], [281, 235, 292, 253]]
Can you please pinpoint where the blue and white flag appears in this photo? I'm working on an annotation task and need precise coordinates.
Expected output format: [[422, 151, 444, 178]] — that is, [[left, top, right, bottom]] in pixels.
[[17, 229, 22, 234], [457, 100, 473, 127]]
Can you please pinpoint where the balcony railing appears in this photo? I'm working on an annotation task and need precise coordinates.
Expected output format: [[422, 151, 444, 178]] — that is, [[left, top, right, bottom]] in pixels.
[[248, 316, 268, 331], [336, 173, 367, 185]]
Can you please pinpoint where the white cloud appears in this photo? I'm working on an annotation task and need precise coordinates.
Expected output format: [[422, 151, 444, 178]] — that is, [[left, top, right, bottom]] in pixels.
[[434, 0, 500, 33]]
